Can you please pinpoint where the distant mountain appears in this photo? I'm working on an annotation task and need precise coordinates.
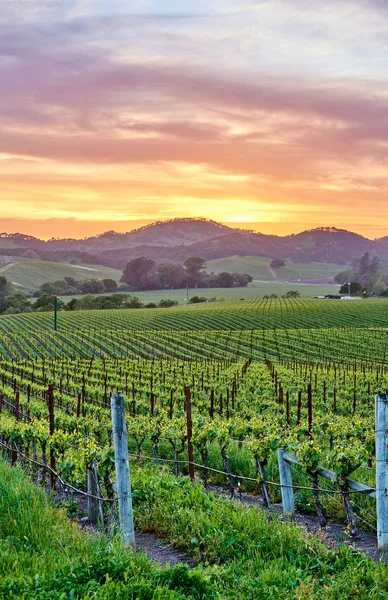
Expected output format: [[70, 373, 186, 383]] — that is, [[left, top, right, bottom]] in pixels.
[[0, 220, 387, 269], [283, 227, 384, 264], [44, 218, 235, 251], [377, 236, 388, 252]]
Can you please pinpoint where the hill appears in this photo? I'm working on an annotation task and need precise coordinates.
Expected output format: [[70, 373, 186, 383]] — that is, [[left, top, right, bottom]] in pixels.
[[0, 220, 387, 271], [41, 218, 235, 251], [284, 227, 383, 264], [206, 256, 343, 282], [0, 259, 122, 291]]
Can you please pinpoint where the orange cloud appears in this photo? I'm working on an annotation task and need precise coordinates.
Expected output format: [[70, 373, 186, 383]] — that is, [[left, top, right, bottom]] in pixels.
[[0, 1, 388, 239]]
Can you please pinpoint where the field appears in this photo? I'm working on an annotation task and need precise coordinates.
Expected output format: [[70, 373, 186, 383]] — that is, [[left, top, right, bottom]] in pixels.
[[0, 259, 122, 290], [206, 255, 343, 282], [61, 281, 337, 306], [1, 298, 388, 597]]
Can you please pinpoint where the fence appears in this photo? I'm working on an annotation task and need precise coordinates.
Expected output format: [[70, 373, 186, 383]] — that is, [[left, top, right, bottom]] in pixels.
[[1, 391, 388, 549]]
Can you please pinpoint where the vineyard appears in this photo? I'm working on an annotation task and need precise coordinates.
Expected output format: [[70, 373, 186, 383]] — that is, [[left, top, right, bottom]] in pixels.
[[1, 298, 388, 596]]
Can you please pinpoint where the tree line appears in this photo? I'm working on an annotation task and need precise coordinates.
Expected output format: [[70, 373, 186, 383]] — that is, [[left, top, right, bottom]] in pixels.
[[120, 256, 253, 290], [335, 253, 388, 296]]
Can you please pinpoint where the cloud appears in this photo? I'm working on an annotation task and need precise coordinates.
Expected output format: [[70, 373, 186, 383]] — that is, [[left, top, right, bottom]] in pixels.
[[0, 0, 388, 237]]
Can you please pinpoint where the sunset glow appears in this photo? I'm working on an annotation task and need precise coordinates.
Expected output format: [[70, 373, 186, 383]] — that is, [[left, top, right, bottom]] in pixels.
[[1, 1, 388, 239]]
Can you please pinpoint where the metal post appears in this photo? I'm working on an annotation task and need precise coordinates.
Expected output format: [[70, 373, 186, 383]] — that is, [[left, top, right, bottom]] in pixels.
[[186, 286, 189, 303], [375, 393, 388, 548], [111, 393, 135, 546], [277, 449, 295, 517]]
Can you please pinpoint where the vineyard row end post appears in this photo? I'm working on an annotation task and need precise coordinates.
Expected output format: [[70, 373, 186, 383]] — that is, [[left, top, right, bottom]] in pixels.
[[375, 393, 388, 549], [111, 393, 135, 547]]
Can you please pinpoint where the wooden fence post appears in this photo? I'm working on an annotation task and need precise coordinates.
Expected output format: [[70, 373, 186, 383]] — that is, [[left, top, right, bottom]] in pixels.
[[375, 393, 388, 548], [185, 386, 195, 481], [111, 393, 135, 547], [277, 449, 295, 517]]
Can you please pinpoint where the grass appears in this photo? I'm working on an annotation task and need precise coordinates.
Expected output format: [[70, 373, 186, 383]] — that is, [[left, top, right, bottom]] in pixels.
[[60, 281, 338, 305], [0, 457, 211, 599], [206, 256, 343, 282], [1, 456, 387, 599], [0, 259, 122, 291]]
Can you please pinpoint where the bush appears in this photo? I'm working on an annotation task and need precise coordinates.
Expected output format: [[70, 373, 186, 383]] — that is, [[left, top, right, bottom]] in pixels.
[[159, 299, 178, 308], [270, 259, 285, 268], [188, 296, 207, 304]]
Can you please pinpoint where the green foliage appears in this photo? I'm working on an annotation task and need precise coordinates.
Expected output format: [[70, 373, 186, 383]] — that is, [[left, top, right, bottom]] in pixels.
[[188, 296, 207, 304]]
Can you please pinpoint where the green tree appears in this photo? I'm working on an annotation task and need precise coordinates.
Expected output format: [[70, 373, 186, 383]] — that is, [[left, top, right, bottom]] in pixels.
[[0, 276, 9, 313], [33, 294, 64, 312], [121, 257, 155, 290], [339, 282, 362, 295], [184, 257, 206, 287], [102, 278, 118, 293], [216, 272, 234, 287], [4, 292, 31, 314], [157, 263, 186, 289], [81, 279, 105, 294]]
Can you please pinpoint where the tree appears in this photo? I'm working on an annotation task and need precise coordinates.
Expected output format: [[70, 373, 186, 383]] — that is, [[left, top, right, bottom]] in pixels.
[[81, 279, 105, 294], [339, 282, 362, 295], [282, 290, 300, 298], [334, 270, 353, 285], [64, 276, 77, 287], [270, 259, 285, 268], [157, 263, 186, 289], [216, 272, 235, 288], [231, 273, 252, 287], [0, 276, 8, 297], [158, 299, 178, 308], [355, 253, 380, 287], [184, 257, 206, 287], [121, 257, 155, 290], [5, 292, 31, 314], [0, 276, 9, 312], [102, 278, 118, 293], [188, 296, 207, 304], [33, 294, 64, 312]]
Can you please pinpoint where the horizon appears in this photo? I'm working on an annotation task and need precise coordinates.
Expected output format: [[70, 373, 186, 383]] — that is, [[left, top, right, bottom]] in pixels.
[[0, 217, 386, 242], [1, 2, 388, 237]]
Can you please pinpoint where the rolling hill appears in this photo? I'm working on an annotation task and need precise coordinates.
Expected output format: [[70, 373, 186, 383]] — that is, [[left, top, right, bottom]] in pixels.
[[0, 260, 122, 291], [206, 256, 343, 283], [0, 220, 387, 273]]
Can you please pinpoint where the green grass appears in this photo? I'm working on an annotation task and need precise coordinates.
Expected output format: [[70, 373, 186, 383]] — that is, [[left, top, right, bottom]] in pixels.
[[0, 259, 122, 291], [206, 256, 343, 282], [61, 281, 338, 305], [1, 456, 387, 599], [0, 457, 211, 599]]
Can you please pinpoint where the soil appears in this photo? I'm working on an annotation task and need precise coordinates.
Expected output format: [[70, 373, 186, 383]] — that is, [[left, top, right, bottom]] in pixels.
[[206, 485, 388, 564], [54, 489, 194, 567], [53, 483, 388, 568], [135, 532, 195, 567]]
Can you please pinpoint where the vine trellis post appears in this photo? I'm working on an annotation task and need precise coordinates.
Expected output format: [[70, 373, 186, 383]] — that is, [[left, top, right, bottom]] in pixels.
[[375, 393, 388, 549], [277, 394, 388, 548], [111, 393, 135, 547]]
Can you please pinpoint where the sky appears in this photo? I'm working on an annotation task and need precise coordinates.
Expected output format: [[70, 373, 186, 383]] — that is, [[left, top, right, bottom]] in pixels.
[[1, 0, 388, 240]]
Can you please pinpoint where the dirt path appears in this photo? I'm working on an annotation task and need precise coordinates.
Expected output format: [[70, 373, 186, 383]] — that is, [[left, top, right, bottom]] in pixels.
[[207, 486, 388, 563], [0, 262, 13, 273], [58, 485, 387, 568], [266, 266, 277, 280], [135, 532, 195, 567]]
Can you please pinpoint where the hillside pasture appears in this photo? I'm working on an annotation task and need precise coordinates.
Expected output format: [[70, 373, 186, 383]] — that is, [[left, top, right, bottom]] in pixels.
[[206, 255, 344, 282], [0, 259, 122, 290]]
